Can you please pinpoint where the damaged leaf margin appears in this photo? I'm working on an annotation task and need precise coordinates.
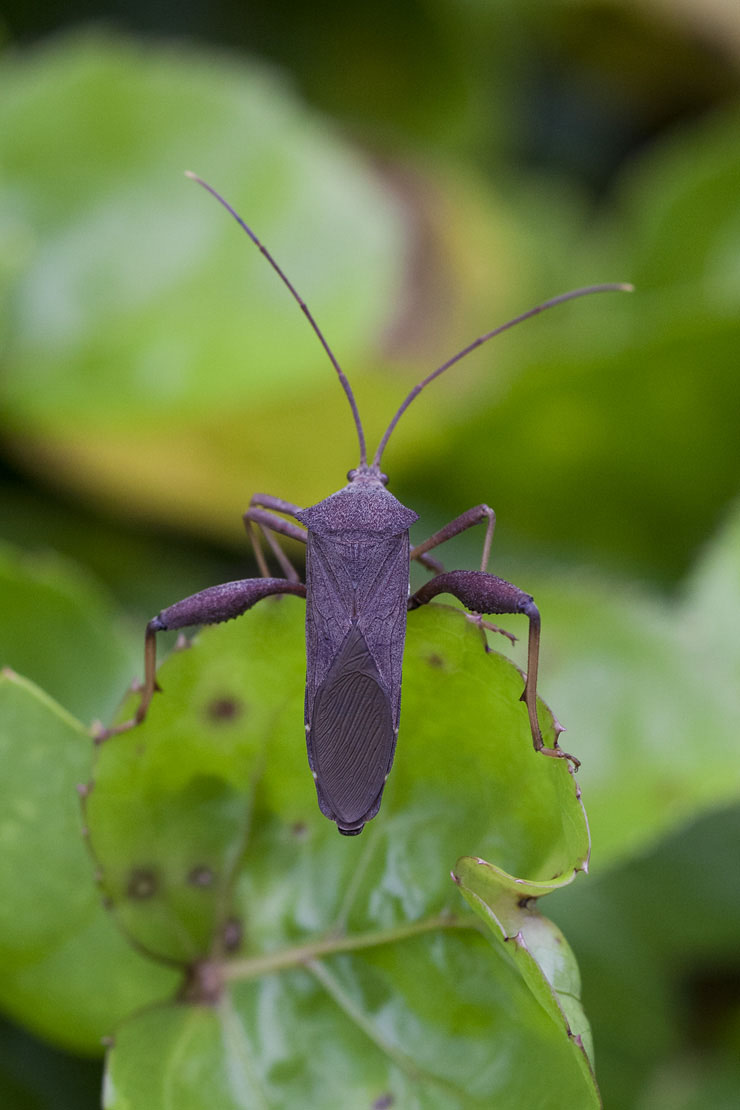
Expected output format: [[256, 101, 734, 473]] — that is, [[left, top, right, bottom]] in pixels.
[[454, 854, 598, 1098]]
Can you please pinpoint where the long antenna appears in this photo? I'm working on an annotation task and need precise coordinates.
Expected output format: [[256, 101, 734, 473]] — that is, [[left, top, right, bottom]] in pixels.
[[185, 172, 368, 467], [372, 283, 633, 469]]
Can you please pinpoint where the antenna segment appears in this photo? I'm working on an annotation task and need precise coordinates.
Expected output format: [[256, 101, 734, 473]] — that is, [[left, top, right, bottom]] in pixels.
[[185, 172, 368, 467], [186, 172, 631, 477], [371, 283, 633, 468]]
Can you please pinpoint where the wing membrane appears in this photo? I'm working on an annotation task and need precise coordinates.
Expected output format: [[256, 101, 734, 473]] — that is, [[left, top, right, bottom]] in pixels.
[[309, 624, 395, 832]]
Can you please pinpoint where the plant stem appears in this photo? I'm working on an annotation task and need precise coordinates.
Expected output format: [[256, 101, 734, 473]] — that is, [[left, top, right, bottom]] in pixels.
[[222, 911, 481, 983]]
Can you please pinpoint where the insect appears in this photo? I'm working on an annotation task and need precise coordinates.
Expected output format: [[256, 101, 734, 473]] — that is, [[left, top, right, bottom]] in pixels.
[[106, 172, 630, 835]]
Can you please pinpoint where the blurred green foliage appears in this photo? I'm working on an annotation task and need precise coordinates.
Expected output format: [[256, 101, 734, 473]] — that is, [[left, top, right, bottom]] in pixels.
[[1, 2, 739, 1107]]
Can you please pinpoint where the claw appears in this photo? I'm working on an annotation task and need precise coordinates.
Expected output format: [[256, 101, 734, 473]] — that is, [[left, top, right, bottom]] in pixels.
[[539, 743, 580, 771]]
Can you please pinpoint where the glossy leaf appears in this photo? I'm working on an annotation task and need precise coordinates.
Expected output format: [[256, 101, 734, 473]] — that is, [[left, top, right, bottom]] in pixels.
[[0, 670, 176, 1053], [454, 856, 595, 1081], [85, 601, 593, 1106], [89, 603, 589, 957], [104, 934, 598, 1109]]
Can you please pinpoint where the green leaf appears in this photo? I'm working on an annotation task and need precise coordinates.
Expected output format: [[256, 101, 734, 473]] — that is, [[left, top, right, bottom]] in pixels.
[[547, 802, 740, 1110], [104, 932, 598, 1109], [0, 670, 177, 1053], [87, 601, 593, 1106], [0, 671, 100, 958], [0, 541, 135, 724], [525, 500, 740, 867], [454, 856, 596, 1085], [89, 602, 589, 960]]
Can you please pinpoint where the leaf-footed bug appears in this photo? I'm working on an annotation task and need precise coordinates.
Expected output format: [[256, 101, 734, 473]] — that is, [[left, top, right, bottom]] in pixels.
[[104, 173, 631, 835]]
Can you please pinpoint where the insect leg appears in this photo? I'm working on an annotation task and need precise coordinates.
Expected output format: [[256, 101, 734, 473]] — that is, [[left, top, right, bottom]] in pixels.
[[243, 495, 306, 581], [408, 569, 578, 768], [98, 577, 306, 739], [248, 494, 304, 518], [410, 504, 496, 574]]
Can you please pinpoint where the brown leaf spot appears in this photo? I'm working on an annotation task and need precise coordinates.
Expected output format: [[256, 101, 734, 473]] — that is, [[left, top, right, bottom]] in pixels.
[[222, 916, 243, 953], [205, 696, 245, 722], [126, 866, 159, 900], [187, 865, 215, 888]]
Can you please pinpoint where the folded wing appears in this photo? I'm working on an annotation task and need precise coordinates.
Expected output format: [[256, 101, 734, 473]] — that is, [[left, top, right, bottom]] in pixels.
[[308, 624, 395, 834]]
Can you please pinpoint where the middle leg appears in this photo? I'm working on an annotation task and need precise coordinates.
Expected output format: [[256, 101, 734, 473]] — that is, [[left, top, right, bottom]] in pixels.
[[410, 504, 496, 574]]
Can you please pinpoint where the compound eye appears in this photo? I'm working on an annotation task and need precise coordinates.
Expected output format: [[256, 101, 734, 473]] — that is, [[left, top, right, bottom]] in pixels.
[[346, 468, 358, 481], [379, 472, 389, 486]]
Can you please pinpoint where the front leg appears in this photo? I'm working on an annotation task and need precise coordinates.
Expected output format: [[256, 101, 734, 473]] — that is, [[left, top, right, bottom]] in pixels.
[[99, 577, 306, 738], [408, 570, 578, 768], [244, 494, 306, 580]]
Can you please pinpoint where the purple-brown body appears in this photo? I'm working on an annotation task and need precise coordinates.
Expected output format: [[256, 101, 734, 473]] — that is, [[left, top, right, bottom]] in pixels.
[[296, 477, 417, 833], [106, 175, 626, 832]]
